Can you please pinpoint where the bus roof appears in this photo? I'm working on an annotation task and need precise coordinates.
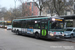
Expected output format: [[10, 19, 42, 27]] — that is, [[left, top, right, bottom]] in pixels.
[[13, 16, 64, 21], [0, 21, 11, 23]]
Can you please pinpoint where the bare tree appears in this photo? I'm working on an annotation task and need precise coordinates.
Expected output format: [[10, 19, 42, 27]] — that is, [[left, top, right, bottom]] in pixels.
[[33, 0, 44, 15], [0, 7, 7, 18], [34, 0, 67, 16], [18, 0, 24, 16], [41, 0, 66, 16], [41, 0, 54, 16], [53, 0, 66, 16]]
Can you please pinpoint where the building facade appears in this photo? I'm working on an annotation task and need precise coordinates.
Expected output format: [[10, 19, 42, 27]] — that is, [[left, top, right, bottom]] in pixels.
[[23, 2, 39, 16]]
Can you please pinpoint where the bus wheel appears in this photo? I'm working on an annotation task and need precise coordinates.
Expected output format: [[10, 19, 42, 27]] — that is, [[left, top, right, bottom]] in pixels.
[[16, 31, 19, 35], [35, 33, 39, 39]]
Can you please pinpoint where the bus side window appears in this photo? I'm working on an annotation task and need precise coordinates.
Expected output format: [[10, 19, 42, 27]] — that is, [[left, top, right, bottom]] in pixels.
[[26, 21, 34, 29], [34, 23, 40, 29], [41, 21, 48, 29], [21, 21, 26, 28], [45, 25, 47, 29], [26, 23, 29, 28], [41, 22, 44, 29]]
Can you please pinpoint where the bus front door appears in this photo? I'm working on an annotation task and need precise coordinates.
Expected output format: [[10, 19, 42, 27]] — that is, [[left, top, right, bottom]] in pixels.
[[41, 21, 48, 37]]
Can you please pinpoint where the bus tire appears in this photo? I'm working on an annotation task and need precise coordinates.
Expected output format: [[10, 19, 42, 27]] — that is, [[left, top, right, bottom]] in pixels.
[[16, 31, 19, 35], [35, 33, 39, 39], [14, 29, 16, 33]]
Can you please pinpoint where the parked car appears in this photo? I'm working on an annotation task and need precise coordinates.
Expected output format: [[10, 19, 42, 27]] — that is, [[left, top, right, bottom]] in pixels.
[[7, 25, 12, 30], [63, 27, 75, 38]]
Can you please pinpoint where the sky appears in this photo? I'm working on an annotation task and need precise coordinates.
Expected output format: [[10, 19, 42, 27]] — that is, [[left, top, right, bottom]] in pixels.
[[0, 0, 33, 10], [0, 0, 70, 10], [0, 0, 21, 10]]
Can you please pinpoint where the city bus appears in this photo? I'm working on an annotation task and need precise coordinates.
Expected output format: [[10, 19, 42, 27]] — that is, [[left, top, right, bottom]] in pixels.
[[0, 21, 11, 28], [0, 21, 5, 28], [5, 21, 12, 28], [12, 16, 64, 39]]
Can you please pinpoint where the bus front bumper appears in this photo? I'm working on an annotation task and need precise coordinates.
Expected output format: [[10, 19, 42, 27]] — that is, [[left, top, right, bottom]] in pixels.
[[48, 35, 64, 39]]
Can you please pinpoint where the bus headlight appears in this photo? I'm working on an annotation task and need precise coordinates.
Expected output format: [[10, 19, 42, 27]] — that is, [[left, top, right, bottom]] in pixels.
[[62, 34, 64, 36], [5, 26, 7, 27], [50, 33, 54, 36]]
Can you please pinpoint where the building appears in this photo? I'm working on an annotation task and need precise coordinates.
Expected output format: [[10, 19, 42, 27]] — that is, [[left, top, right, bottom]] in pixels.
[[22, 2, 39, 16]]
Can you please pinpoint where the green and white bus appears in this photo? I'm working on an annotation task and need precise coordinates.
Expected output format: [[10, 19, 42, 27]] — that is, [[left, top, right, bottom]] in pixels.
[[0, 21, 11, 28], [12, 16, 64, 39], [0, 21, 5, 28]]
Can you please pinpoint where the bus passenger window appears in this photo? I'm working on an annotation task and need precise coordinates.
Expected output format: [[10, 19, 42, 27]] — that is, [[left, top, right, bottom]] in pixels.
[[45, 25, 47, 29], [34, 23, 40, 29]]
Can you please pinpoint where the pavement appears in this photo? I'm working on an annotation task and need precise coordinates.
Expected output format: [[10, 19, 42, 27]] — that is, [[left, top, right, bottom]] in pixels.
[[0, 28, 75, 50], [63, 38, 75, 43]]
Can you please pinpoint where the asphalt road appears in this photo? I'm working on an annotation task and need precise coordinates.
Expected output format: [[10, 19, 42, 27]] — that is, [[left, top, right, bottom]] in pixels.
[[0, 28, 75, 50]]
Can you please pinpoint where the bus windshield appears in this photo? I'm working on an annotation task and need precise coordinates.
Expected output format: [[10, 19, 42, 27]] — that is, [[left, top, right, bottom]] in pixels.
[[51, 21, 64, 29]]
